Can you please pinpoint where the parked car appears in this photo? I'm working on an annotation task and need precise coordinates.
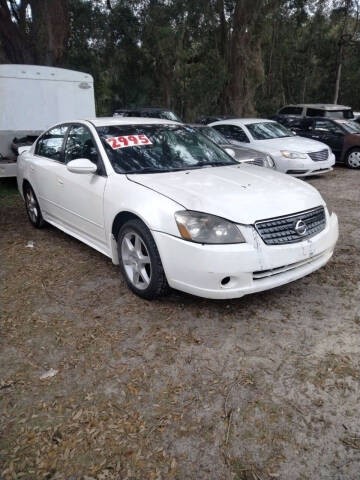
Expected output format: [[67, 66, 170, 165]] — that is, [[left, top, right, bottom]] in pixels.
[[274, 104, 354, 120], [17, 117, 338, 300], [0, 64, 96, 178], [187, 124, 275, 168], [113, 107, 183, 123], [209, 118, 335, 176], [283, 117, 360, 169]]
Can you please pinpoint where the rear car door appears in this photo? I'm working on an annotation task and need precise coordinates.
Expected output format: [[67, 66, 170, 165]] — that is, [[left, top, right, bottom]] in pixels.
[[57, 124, 107, 249], [31, 125, 69, 220]]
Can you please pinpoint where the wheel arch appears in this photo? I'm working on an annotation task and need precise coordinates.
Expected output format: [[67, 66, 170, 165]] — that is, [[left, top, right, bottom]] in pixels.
[[110, 210, 151, 265], [111, 210, 149, 240], [22, 178, 32, 199]]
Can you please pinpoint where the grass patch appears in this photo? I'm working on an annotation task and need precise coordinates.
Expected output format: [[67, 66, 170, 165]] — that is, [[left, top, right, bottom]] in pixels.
[[0, 178, 20, 206]]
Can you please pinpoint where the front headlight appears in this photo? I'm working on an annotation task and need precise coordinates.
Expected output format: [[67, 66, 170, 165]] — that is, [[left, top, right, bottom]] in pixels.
[[175, 211, 245, 244], [281, 150, 308, 159], [265, 155, 275, 168]]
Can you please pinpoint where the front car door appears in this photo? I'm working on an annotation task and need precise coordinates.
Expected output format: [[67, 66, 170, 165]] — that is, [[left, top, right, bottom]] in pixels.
[[31, 125, 69, 220], [57, 123, 108, 250]]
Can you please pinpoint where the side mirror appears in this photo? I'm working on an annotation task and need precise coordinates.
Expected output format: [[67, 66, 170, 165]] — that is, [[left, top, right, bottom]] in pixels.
[[66, 158, 97, 174], [291, 130, 297, 135], [225, 148, 236, 158], [18, 146, 31, 155]]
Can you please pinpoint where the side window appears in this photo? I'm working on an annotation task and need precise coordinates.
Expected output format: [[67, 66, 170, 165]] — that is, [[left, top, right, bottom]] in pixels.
[[213, 125, 250, 143], [313, 120, 342, 134], [281, 117, 304, 129], [307, 108, 324, 117], [64, 125, 99, 165], [35, 125, 68, 161], [279, 107, 302, 115]]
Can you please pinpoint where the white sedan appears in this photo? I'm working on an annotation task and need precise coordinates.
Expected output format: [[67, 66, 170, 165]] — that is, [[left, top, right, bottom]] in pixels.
[[17, 117, 338, 300], [209, 118, 336, 176]]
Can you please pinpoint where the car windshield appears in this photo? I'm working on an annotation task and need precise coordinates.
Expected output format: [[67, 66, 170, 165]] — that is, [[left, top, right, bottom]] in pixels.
[[195, 126, 229, 145], [96, 124, 237, 174], [246, 122, 295, 140], [335, 120, 360, 134]]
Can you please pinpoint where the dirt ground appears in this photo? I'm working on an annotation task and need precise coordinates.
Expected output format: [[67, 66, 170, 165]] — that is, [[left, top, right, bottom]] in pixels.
[[0, 167, 359, 480]]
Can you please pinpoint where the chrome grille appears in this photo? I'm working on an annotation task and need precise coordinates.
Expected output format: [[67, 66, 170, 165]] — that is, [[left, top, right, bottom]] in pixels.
[[255, 206, 326, 245], [308, 149, 329, 162], [245, 157, 264, 167]]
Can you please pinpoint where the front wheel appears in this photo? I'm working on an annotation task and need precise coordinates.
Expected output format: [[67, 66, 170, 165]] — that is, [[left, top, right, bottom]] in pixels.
[[117, 219, 168, 299], [345, 148, 360, 169], [24, 184, 45, 228]]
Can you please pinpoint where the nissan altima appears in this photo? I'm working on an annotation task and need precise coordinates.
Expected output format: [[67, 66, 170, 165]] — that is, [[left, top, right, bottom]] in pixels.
[[17, 118, 339, 299]]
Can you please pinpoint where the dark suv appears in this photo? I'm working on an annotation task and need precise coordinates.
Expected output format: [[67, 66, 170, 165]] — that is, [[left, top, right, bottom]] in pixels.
[[286, 117, 360, 169], [113, 107, 183, 123]]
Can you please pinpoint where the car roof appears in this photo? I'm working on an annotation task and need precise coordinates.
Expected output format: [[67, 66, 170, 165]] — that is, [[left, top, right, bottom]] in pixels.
[[283, 103, 351, 110], [114, 107, 173, 112], [211, 118, 275, 126], [87, 117, 181, 127]]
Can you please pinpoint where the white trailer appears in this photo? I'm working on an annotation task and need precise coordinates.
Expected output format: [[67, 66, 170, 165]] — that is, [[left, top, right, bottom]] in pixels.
[[0, 64, 96, 177]]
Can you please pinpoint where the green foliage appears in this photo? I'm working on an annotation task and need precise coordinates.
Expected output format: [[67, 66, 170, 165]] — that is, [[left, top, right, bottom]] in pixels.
[[58, 0, 360, 119]]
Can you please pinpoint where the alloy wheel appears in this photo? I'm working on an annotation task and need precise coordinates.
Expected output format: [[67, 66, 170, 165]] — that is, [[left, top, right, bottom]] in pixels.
[[26, 189, 39, 223], [121, 231, 152, 290]]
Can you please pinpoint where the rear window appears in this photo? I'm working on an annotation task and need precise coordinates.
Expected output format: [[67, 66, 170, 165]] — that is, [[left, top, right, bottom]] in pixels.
[[325, 110, 354, 119]]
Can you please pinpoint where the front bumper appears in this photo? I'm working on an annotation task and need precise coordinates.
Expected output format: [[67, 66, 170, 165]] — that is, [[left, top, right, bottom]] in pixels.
[[274, 152, 335, 177], [153, 212, 339, 299]]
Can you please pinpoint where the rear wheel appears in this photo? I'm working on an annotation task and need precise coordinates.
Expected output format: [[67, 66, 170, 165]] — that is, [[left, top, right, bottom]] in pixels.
[[117, 219, 168, 299], [24, 184, 45, 228], [345, 148, 360, 169]]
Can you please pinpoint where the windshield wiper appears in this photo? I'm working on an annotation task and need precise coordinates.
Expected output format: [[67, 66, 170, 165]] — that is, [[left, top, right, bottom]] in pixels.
[[207, 161, 234, 167], [124, 163, 232, 174]]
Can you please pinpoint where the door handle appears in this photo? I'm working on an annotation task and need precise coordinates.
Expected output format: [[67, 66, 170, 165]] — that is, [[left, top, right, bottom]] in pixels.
[[57, 178, 64, 185]]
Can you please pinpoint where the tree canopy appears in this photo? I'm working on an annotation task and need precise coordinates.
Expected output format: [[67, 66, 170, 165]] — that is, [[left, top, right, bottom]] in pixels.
[[0, 0, 359, 119]]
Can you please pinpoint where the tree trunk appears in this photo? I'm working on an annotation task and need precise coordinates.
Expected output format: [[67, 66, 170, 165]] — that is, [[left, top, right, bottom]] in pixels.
[[0, 0, 32, 62], [223, 0, 264, 116], [0, 0, 69, 65], [333, 43, 343, 104]]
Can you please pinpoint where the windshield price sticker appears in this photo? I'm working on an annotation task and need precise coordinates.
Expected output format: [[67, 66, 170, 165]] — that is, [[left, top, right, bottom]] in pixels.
[[106, 134, 153, 149]]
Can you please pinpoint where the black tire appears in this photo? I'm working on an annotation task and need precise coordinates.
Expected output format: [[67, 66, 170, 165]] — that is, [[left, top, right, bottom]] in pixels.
[[24, 184, 46, 228], [345, 148, 360, 169], [117, 219, 169, 299]]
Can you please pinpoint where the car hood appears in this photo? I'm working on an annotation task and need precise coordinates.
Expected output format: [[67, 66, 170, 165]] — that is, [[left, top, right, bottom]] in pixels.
[[238, 136, 329, 155], [127, 165, 324, 224]]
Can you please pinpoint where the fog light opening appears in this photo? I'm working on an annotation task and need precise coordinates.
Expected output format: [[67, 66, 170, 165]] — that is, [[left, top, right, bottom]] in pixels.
[[221, 276, 231, 286]]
